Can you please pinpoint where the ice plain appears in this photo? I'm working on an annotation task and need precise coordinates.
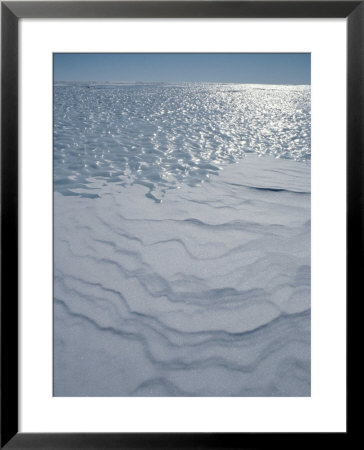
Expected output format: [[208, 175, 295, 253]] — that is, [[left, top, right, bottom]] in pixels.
[[54, 83, 311, 396]]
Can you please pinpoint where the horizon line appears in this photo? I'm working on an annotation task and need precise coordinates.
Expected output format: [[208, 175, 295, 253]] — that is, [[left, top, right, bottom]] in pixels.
[[54, 80, 311, 86]]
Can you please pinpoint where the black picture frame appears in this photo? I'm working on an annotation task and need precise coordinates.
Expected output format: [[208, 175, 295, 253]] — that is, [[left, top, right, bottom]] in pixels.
[[1, 1, 356, 448]]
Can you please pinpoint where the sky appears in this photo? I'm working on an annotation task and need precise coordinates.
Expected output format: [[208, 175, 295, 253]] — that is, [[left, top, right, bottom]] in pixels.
[[54, 53, 310, 85]]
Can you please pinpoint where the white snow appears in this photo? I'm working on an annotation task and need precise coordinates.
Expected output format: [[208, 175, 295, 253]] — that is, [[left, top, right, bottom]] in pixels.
[[54, 83, 310, 396]]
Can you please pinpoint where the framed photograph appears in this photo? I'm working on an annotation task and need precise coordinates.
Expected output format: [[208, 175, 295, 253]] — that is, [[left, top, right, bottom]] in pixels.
[[1, 1, 355, 448]]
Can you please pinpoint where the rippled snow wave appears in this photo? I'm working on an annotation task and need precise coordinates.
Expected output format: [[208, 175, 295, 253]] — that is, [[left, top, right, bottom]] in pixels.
[[54, 83, 310, 396], [54, 82, 310, 202]]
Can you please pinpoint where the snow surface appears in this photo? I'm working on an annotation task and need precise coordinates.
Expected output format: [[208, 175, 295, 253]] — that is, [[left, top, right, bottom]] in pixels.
[[54, 83, 310, 396]]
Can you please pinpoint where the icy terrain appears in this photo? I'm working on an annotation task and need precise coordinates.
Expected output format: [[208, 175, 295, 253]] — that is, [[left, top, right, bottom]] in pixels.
[[54, 83, 311, 396]]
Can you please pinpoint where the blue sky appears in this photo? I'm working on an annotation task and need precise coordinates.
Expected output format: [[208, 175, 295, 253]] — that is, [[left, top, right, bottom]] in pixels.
[[54, 53, 310, 85]]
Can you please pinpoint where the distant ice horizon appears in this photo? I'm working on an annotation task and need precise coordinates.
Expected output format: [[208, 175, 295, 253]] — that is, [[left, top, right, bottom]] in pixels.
[[54, 80, 311, 86]]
